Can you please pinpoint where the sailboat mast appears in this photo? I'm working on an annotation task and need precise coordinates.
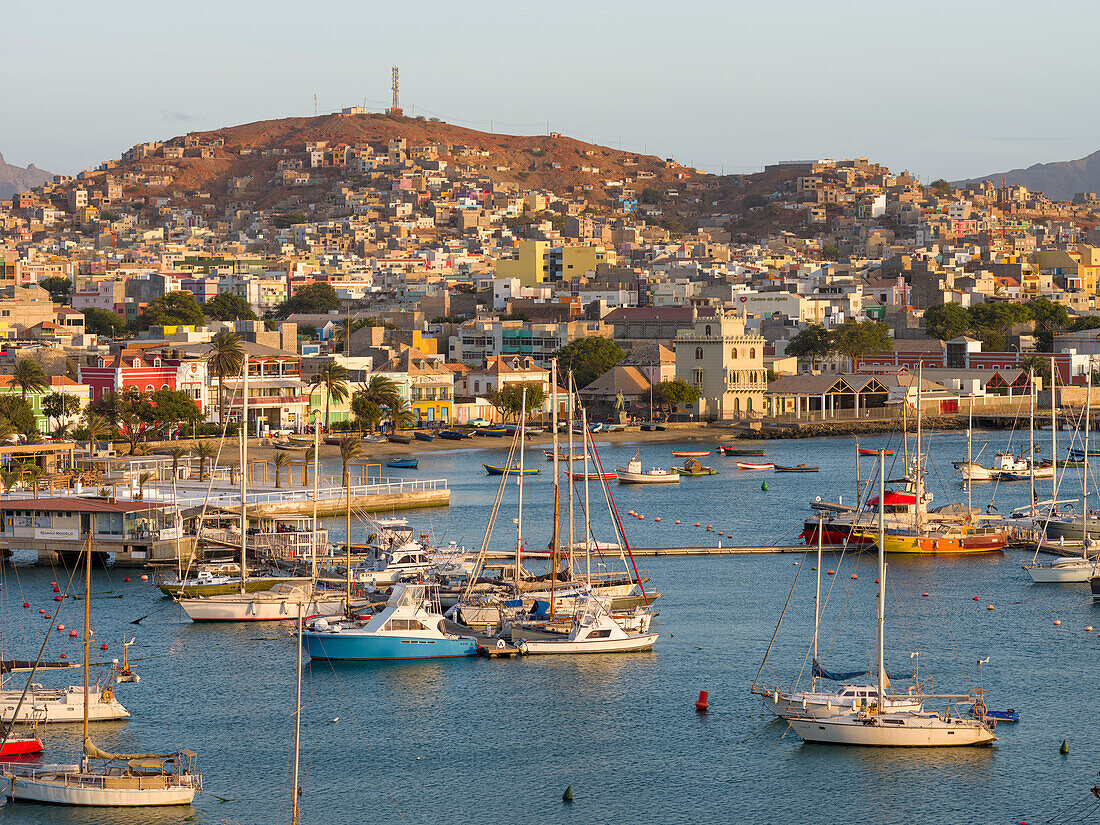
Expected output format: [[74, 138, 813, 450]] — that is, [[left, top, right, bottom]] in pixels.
[[855, 444, 860, 505], [515, 387, 526, 584], [567, 372, 575, 578], [1082, 371, 1091, 552], [291, 603, 303, 825], [82, 532, 91, 756], [240, 353, 250, 595], [550, 362, 560, 615], [915, 364, 923, 531], [582, 407, 592, 586], [345, 446, 352, 614], [1030, 369, 1036, 511], [1051, 356, 1057, 500], [812, 514, 823, 692], [967, 402, 973, 515], [311, 412, 320, 582], [877, 449, 886, 711]]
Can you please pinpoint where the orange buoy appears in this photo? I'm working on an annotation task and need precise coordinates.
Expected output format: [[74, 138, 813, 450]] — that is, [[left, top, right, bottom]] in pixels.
[[38, 609, 45, 614], [1054, 619, 1062, 626], [851, 574, 858, 580], [675, 520, 681, 524], [827, 569, 835, 575], [922, 592, 929, 597], [706, 525, 712, 531], [56, 625, 64, 632], [655, 517, 661, 522], [718, 532, 724, 536], [987, 604, 994, 610], [141, 575, 149, 581], [68, 630, 77, 638], [638, 515, 644, 520], [695, 690, 709, 712], [50, 582, 56, 586], [1087, 626, 1094, 632], [694, 522, 701, 527]]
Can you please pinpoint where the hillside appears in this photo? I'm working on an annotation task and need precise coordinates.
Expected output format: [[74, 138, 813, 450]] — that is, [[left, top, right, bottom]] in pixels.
[[0, 151, 51, 198], [956, 149, 1100, 202]]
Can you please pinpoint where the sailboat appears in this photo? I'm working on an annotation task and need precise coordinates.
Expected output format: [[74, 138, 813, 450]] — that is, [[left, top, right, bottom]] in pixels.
[[753, 515, 923, 719], [787, 451, 997, 747], [3, 536, 202, 806], [180, 364, 351, 621]]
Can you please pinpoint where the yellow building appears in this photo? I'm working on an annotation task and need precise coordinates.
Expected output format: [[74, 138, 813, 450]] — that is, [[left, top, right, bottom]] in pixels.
[[376, 347, 454, 425], [496, 241, 615, 286]]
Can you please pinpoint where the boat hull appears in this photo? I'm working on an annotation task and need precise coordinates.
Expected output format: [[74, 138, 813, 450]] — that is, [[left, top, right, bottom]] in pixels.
[[6, 777, 197, 806], [1025, 560, 1099, 583], [762, 692, 923, 720], [157, 577, 298, 598], [788, 714, 997, 746], [616, 471, 679, 484], [179, 595, 349, 622], [302, 631, 477, 661], [1045, 518, 1100, 541], [518, 633, 658, 655], [483, 464, 539, 476], [0, 689, 129, 724], [862, 532, 1007, 554], [0, 737, 43, 756], [735, 462, 774, 470]]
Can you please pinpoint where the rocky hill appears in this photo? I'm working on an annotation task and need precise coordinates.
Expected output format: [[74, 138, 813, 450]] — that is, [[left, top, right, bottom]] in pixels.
[[0, 151, 52, 198], [956, 149, 1100, 202]]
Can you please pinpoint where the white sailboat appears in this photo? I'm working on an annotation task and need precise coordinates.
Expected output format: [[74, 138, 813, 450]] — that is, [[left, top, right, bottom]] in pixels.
[[754, 516, 923, 720], [513, 592, 658, 654], [181, 376, 349, 621], [3, 536, 202, 806], [787, 451, 997, 747]]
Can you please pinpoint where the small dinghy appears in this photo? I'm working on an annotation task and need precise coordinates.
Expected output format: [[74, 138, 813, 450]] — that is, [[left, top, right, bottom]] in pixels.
[[774, 464, 819, 473], [672, 450, 710, 458], [413, 432, 435, 442], [386, 457, 419, 469], [736, 462, 775, 471], [719, 446, 765, 456]]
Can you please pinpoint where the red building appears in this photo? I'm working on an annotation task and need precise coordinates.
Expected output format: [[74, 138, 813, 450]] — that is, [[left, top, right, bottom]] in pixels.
[[78, 347, 207, 410]]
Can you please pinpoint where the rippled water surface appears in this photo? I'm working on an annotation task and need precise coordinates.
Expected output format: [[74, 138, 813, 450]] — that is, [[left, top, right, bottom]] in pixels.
[[3, 429, 1098, 825]]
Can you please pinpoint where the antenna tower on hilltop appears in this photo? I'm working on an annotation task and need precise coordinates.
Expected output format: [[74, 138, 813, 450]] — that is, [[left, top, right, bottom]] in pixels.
[[387, 66, 403, 116]]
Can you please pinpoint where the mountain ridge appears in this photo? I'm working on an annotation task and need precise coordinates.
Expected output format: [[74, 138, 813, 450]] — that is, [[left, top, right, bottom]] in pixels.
[[0, 151, 52, 198], [955, 149, 1100, 202]]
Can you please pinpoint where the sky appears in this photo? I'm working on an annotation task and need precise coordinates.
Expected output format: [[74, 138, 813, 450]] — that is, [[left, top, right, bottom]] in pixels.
[[2, 0, 1098, 182]]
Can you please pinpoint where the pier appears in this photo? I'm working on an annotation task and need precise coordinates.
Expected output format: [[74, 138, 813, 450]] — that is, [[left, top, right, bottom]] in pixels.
[[172, 478, 451, 517], [483, 544, 846, 558]]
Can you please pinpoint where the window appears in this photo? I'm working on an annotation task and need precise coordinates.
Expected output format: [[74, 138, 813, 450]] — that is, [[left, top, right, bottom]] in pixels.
[[731, 348, 737, 359], [749, 348, 756, 359], [705, 325, 711, 336], [145, 385, 154, 392], [695, 347, 703, 360]]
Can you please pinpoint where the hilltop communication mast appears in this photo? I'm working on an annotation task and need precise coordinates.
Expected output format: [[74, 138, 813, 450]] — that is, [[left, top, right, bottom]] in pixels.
[[387, 66, 403, 116]]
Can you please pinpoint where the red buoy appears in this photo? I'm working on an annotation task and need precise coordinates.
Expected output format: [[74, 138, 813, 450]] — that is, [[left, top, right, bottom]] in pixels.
[[922, 592, 929, 597], [22, 602, 28, 609], [851, 574, 858, 580], [52, 586, 60, 593], [874, 578, 879, 584], [695, 690, 709, 712], [50, 581, 56, 586], [68, 630, 78, 638], [706, 525, 712, 531], [101, 644, 108, 650], [38, 609, 45, 614], [675, 520, 681, 524], [56, 625, 64, 632], [59, 654, 66, 659], [124, 577, 131, 582], [655, 517, 661, 522], [827, 569, 835, 575], [53, 595, 62, 601], [694, 522, 701, 527], [973, 596, 980, 601]]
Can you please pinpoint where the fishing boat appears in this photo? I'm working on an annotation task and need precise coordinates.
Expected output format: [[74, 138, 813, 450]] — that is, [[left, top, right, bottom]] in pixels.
[[718, 446, 765, 457], [157, 568, 301, 598], [387, 433, 413, 445], [676, 458, 717, 477], [858, 447, 894, 456], [3, 536, 203, 806], [774, 464, 819, 473], [671, 450, 709, 458], [570, 472, 617, 481], [969, 706, 1019, 723], [616, 454, 679, 484], [272, 440, 307, 452], [545, 450, 585, 461], [385, 457, 419, 469], [287, 435, 315, 447], [322, 436, 343, 446], [413, 431, 434, 442], [437, 429, 469, 440], [856, 525, 1008, 554], [476, 427, 508, 437], [639, 422, 666, 432], [513, 593, 658, 655], [302, 583, 477, 661], [484, 462, 539, 476], [786, 452, 998, 748], [735, 461, 774, 470]]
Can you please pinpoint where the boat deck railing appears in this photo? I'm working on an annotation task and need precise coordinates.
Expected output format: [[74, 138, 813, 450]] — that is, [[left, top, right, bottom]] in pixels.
[[172, 478, 449, 509]]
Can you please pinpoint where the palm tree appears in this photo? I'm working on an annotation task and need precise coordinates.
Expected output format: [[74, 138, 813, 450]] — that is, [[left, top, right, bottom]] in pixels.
[[0, 468, 19, 493], [309, 362, 349, 432], [83, 410, 108, 454], [195, 441, 217, 480], [386, 398, 416, 434], [273, 452, 292, 489], [338, 435, 362, 487], [136, 470, 155, 500], [11, 359, 48, 399], [303, 445, 316, 486], [52, 422, 72, 441], [208, 330, 245, 426], [165, 445, 189, 479]]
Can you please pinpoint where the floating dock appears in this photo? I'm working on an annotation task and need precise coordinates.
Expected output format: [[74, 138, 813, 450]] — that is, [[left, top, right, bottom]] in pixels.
[[483, 545, 846, 559]]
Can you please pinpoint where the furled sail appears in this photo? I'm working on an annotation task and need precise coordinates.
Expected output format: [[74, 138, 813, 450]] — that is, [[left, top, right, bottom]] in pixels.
[[84, 737, 177, 765], [812, 659, 905, 685]]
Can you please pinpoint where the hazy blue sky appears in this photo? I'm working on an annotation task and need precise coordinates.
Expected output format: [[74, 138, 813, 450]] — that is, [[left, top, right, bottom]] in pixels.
[[2, 0, 1096, 181]]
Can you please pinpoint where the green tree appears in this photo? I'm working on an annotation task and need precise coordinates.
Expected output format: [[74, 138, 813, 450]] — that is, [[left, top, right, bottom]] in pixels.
[[488, 382, 546, 422], [208, 330, 245, 426], [923, 303, 971, 341], [785, 325, 832, 369], [1070, 315, 1100, 332], [1027, 297, 1070, 351], [83, 410, 109, 453], [554, 337, 626, 388], [0, 396, 38, 441], [351, 375, 399, 433], [195, 441, 217, 480], [273, 452, 292, 489], [164, 445, 189, 479], [41, 392, 80, 433], [742, 193, 767, 209], [136, 470, 155, 500], [147, 388, 203, 434], [640, 187, 664, 204], [930, 179, 953, 197], [385, 397, 416, 433], [273, 212, 308, 228], [821, 243, 839, 260], [38, 276, 73, 301], [135, 291, 204, 330], [82, 307, 129, 338], [309, 361, 349, 430], [203, 293, 257, 321], [274, 283, 340, 318], [10, 360, 48, 399], [90, 390, 123, 429], [652, 378, 701, 419], [338, 435, 363, 487], [830, 320, 893, 361]]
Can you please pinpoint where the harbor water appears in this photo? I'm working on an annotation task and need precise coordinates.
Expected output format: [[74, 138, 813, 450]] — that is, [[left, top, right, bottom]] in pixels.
[[3, 429, 1099, 825]]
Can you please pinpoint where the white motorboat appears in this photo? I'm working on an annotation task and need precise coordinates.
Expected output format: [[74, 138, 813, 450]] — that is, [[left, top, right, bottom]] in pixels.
[[352, 539, 431, 587], [616, 454, 679, 484], [0, 684, 129, 724], [514, 594, 658, 655], [1024, 554, 1100, 583], [179, 581, 354, 622]]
